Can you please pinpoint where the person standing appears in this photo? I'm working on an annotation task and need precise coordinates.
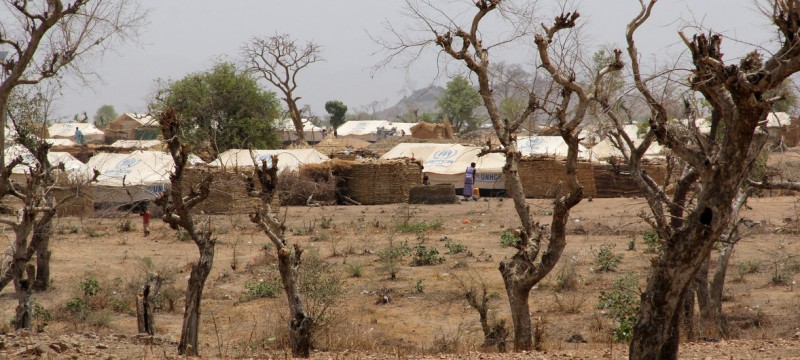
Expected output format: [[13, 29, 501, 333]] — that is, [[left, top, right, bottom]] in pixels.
[[463, 162, 477, 200], [139, 208, 151, 236], [75, 127, 84, 145]]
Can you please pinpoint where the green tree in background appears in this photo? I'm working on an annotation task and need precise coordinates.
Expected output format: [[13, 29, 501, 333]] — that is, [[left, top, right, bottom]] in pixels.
[[324, 100, 348, 129], [154, 62, 281, 157], [437, 75, 482, 133], [93, 105, 118, 128]]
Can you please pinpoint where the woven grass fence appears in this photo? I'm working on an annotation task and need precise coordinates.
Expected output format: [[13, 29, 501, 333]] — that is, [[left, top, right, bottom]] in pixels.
[[53, 185, 94, 218], [518, 157, 596, 198], [344, 159, 422, 205], [182, 166, 264, 214], [593, 163, 668, 198]]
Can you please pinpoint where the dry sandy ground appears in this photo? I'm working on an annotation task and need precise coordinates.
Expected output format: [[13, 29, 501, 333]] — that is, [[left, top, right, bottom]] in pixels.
[[0, 196, 798, 359]]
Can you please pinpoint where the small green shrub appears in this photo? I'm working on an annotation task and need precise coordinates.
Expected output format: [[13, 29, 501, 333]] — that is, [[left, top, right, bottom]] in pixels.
[[310, 230, 330, 242], [736, 260, 761, 276], [117, 219, 136, 232], [31, 300, 51, 332], [319, 216, 333, 229], [241, 279, 281, 301], [642, 230, 660, 254], [597, 273, 639, 342], [595, 244, 622, 272], [444, 240, 467, 254], [177, 229, 191, 241], [86, 310, 112, 329], [554, 260, 579, 292], [299, 250, 344, 327], [411, 245, 444, 266], [64, 297, 90, 320], [346, 262, 363, 278], [79, 277, 101, 297], [83, 226, 103, 238], [627, 238, 636, 251], [415, 279, 425, 293], [291, 227, 310, 236], [500, 230, 521, 248], [395, 220, 443, 233], [377, 241, 411, 280]]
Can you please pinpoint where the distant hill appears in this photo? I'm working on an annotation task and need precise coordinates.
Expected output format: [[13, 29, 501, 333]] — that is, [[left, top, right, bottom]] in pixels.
[[375, 86, 444, 121]]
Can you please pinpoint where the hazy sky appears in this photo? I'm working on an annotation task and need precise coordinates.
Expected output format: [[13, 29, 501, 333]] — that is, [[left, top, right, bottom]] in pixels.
[[53, 0, 773, 121]]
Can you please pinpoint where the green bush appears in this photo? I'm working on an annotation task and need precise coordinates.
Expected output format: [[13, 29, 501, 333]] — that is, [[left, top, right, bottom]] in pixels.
[[642, 230, 660, 253], [554, 260, 579, 292], [346, 262, 363, 278], [411, 245, 444, 266], [377, 241, 411, 280], [395, 220, 443, 233], [597, 273, 639, 342], [299, 250, 344, 326], [319, 216, 333, 229], [31, 300, 51, 332], [444, 240, 467, 254], [500, 230, 521, 248], [117, 219, 136, 232], [241, 279, 281, 301], [595, 244, 622, 272], [79, 277, 101, 297], [65, 297, 90, 320]]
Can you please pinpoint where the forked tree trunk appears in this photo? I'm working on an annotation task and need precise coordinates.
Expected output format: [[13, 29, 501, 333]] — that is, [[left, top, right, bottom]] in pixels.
[[137, 273, 162, 335], [14, 264, 36, 330], [33, 217, 53, 291], [178, 238, 214, 355], [276, 244, 312, 356]]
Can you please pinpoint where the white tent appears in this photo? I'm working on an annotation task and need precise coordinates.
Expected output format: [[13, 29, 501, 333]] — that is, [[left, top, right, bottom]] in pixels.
[[4, 144, 93, 182], [210, 148, 329, 173], [380, 143, 506, 190], [48, 122, 104, 144], [673, 118, 711, 134], [517, 136, 592, 160], [277, 118, 326, 142], [110, 139, 163, 150], [46, 138, 77, 147], [87, 150, 205, 203], [766, 112, 792, 127], [588, 138, 664, 160], [337, 120, 391, 142], [392, 122, 417, 137]]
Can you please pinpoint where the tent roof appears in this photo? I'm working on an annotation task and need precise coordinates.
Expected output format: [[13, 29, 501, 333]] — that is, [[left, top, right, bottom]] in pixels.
[[588, 138, 664, 160], [210, 148, 329, 172], [390, 122, 417, 134], [766, 112, 792, 127], [673, 118, 711, 134], [337, 120, 392, 136], [277, 118, 324, 132], [380, 143, 505, 175], [87, 150, 204, 187], [120, 113, 157, 126], [517, 136, 592, 160], [4, 144, 93, 181], [110, 140, 163, 149], [46, 138, 77, 147], [49, 122, 104, 137]]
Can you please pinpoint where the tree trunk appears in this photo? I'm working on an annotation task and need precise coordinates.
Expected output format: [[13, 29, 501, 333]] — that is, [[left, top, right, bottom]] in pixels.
[[32, 217, 53, 291], [502, 283, 533, 351], [286, 97, 307, 145], [178, 240, 214, 356], [681, 282, 695, 341], [277, 244, 312, 357], [14, 264, 36, 331], [137, 273, 162, 335]]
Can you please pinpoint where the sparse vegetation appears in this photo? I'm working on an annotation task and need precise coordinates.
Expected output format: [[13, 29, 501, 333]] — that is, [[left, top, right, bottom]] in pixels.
[[594, 244, 622, 272], [395, 219, 443, 233], [377, 240, 411, 280], [241, 279, 281, 302], [444, 240, 467, 254], [597, 273, 640, 342], [411, 245, 444, 266], [642, 230, 660, 254]]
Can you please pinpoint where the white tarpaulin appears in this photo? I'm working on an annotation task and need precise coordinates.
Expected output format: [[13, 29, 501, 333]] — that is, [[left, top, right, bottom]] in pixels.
[[110, 139, 163, 150], [338, 120, 418, 142], [588, 138, 664, 160], [766, 112, 792, 127], [278, 118, 326, 142], [4, 144, 93, 182], [380, 143, 506, 190], [46, 138, 77, 147], [48, 122, 104, 143], [517, 136, 592, 160], [210, 148, 329, 173]]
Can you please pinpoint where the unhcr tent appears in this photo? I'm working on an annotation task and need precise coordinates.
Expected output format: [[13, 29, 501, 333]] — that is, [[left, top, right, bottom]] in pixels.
[[337, 120, 391, 142], [588, 138, 664, 161], [210, 148, 329, 173], [88, 150, 205, 203], [517, 136, 592, 160], [46, 138, 77, 147], [110, 139, 163, 150], [380, 143, 506, 190], [48, 122, 104, 144], [278, 118, 326, 143]]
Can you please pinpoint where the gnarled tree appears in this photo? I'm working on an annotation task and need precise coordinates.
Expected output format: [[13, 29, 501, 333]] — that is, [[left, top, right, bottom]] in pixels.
[[154, 109, 214, 356], [243, 33, 323, 146], [594, 1, 800, 358], [248, 153, 313, 357], [383, 0, 623, 350]]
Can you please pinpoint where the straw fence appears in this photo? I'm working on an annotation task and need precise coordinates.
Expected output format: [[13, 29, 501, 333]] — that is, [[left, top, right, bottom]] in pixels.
[[517, 157, 596, 198]]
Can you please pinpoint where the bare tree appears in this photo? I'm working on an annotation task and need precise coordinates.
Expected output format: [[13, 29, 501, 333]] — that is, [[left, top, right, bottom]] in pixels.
[[243, 33, 323, 146], [154, 109, 214, 356], [381, 0, 622, 351], [591, 1, 800, 358], [247, 154, 313, 357]]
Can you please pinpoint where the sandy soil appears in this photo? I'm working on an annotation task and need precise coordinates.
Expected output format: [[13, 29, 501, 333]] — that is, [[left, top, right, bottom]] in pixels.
[[0, 196, 798, 359]]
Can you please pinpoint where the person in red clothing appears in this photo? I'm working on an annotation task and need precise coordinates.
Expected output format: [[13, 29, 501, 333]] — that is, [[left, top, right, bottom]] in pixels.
[[139, 209, 151, 236]]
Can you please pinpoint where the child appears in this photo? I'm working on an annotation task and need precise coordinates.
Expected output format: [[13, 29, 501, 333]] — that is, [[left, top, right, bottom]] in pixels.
[[139, 209, 151, 236]]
